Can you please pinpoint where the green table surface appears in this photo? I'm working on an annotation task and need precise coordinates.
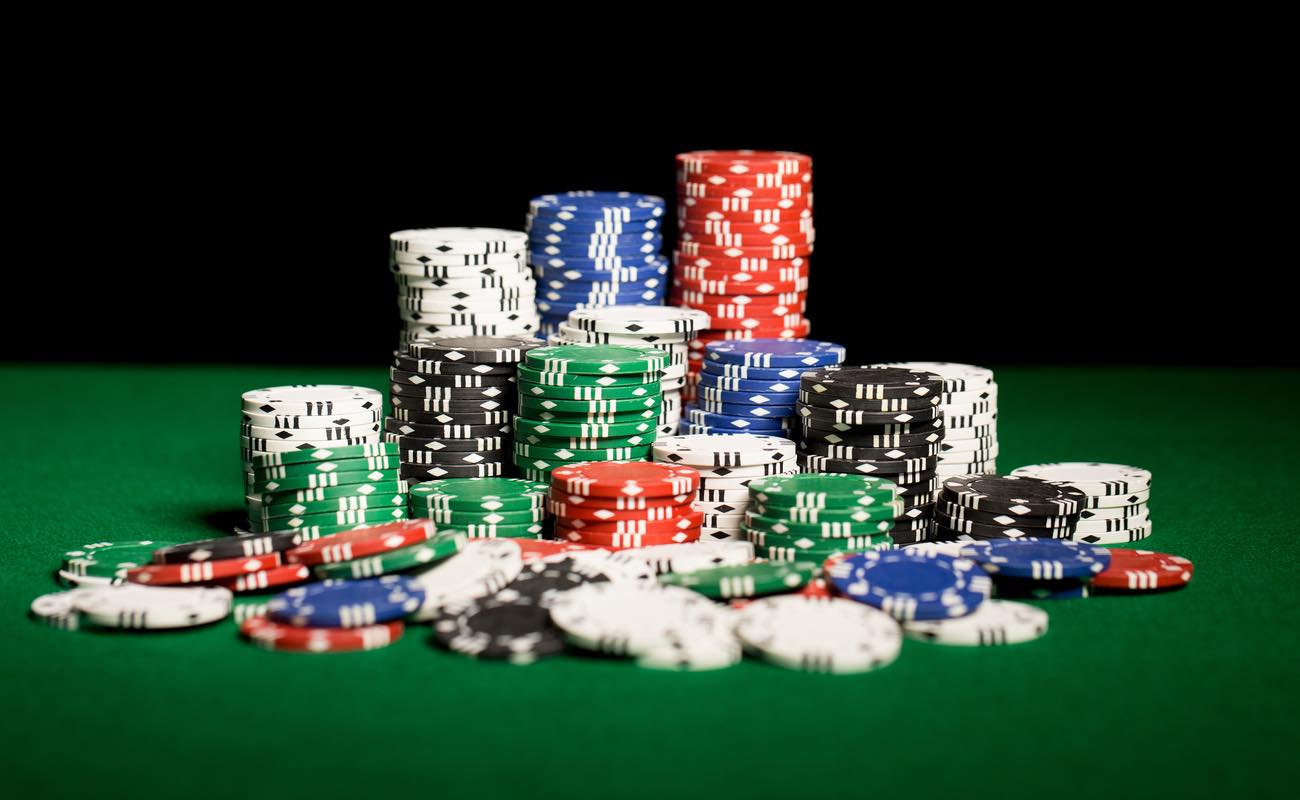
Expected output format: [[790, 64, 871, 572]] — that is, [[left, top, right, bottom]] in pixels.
[[3, 364, 1298, 800]]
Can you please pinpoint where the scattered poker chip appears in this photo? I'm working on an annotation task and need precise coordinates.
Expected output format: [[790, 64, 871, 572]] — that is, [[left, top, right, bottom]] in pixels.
[[735, 595, 901, 674], [903, 599, 1049, 646], [749, 473, 898, 509], [613, 540, 755, 575], [409, 539, 525, 621], [549, 582, 730, 656], [1091, 549, 1192, 591], [550, 461, 700, 498], [126, 553, 282, 585], [705, 339, 845, 368], [30, 589, 99, 630], [828, 550, 991, 621], [635, 631, 743, 671], [433, 587, 567, 664], [267, 575, 424, 627], [658, 561, 817, 599], [956, 539, 1111, 580], [63, 541, 179, 580], [218, 564, 313, 592], [285, 519, 434, 565], [941, 475, 1087, 516], [311, 531, 467, 579], [240, 616, 404, 653], [73, 585, 233, 629], [513, 539, 603, 562]]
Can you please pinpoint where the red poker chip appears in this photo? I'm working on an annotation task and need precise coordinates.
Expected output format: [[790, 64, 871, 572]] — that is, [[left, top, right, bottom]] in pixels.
[[678, 230, 815, 249], [674, 250, 809, 270], [674, 169, 811, 189], [546, 491, 692, 510], [703, 301, 808, 320], [127, 553, 282, 585], [557, 509, 705, 534], [514, 539, 605, 562], [677, 268, 809, 288], [676, 279, 808, 297], [678, 291, 806, 307], [676, 150, 812, 176], [240, 616, 405, 653], [678, 194, 812, 213], [219, 564, 312, 592], [550, 461, 700, 499], [690, 321, 812, 341], [557, 525, 702, 549], [678, 182, 810, 201], [679, 219, 813, 236], [799, 577, 834, 599], [285, 519, 435, 565], [678, 241, 813, 259], [1092, 549, 1194, 591], [705, 314, 808, 332], [679, 207, 812, 227]]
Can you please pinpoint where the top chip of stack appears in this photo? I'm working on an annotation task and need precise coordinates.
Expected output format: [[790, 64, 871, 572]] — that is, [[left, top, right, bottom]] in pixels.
[[872, 362, 999, 477], [390, 227, 540, 344], [547, 460, 702, 549], [527, 192, 669, 338], [512, 343, 669, 482], [933, 474, 1088, 544], [671, 150, 815, 399], [386, 335, 542, 484], [1008, 463, 1153, 546], [742, 472, 900, 563]]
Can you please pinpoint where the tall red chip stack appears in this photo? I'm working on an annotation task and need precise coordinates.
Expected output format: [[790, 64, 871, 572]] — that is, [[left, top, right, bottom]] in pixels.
[[671, 150, 814, 401]]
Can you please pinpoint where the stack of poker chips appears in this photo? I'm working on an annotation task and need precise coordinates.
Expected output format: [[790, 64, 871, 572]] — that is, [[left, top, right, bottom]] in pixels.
[[527, 192, 669, 338], [1009, 463, 1153, 545], [743, 473, 901, 563], [512, 343, 668, 482], [687, 339, 846, 439], [240, 386, 401, 536], [874, 362, 998, 477], [385, 336, 542, 483], [547, 460, 703, 549], [933, 475, 1087, 548], [672, 150, 814, 399], [652, 434, 797, 542], [390, 227, 540, 345], [407, 477, 551, 541], [795, 367, 948, 546], [546, 306, 708, 437]]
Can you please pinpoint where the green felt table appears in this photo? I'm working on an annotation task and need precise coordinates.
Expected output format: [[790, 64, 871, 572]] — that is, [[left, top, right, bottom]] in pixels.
[[3, 364, 1298, 800]]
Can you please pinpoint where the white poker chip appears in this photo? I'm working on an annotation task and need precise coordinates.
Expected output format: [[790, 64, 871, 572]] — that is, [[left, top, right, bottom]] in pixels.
[[408, 539, 524, 621], [567, 305, 711, 335], [390, 249, 525, 267], [390, 227, 528, 255], [903, 599, 1048, 646], [241, 385, 383, 415], [1009, 462, 1153, 495], [72, 585, 233, 629], [549, 582, 730, 656], [902, 541, 972, 558], [1072, 522, 1153, 546], [735, 596, 902, 674], [557, 324, 688, 346], [612, 540, 755, 575], [636, 631, 743, 671], [871, 362, 994, 393], [30, 589, 101, 630], [652, 433, 795, 468]]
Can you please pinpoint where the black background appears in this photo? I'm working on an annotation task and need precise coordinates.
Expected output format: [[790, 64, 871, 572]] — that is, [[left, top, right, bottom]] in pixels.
[[10, 98, 1285, 366]]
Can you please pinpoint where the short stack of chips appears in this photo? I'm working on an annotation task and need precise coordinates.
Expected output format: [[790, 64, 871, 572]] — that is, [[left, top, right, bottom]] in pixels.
[[743, 473, 901, 563], [672, 150, 814, 399], [651, 433, 796, 542], [240, 386, 398, 536], [547, 461, 702, 549], [527, 192, 669, 338], [385, 336, 541, 483], [688, 339, 847, 439], [935, 475, 1086, 552], [406, 477, 551, 541], [546, 306, 708, 437], [874, 362, 999, 476], [1009, 463, 1153, 545], [795, 366, 947, 544], [390, 227, 540, 344], [512, 343, 668, 482]]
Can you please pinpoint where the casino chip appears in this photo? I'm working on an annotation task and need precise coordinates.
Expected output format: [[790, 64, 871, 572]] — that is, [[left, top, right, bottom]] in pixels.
[[649, 433, 795, 539], [903, 599, 1048, 646], [408, 539, 525, 621], [267, 575, 425, 628], [549, 581, 733, 657], [72, 585, 233, 629], [1091, 548, 1193, 592], [1010, 463, 1154, 542], [958, 539, 1111, 580], [241, 616, 404, 653], [734, 595, 902, 674], [828, 550, 991, 621], [30, 589, 99, 630], [658, 561, 817, 599]]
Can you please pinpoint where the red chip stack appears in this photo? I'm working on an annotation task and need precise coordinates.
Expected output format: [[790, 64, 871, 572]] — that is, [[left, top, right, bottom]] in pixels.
[[671, 150, 814, 400], [546, 461, 702, 549]]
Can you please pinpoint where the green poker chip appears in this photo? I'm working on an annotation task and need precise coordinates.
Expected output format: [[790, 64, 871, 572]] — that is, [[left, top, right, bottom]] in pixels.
[[249, 468, 400, 495], [518, 381, 660, 401], [312, 530, 467, 579], [514, 416, 658, 439], [519, 409, 659, 425], [755, 540, 896, 563], [742, 526, 893, 550], [61, 541, 175, 580], [250, 442, 398, 468], [517, 365, 658, 387], [251, 455, 402, 481], [464, 522, 547, 539], [251, 492, 408, 520], [513, 442, 652, 463], [241, 522, 376, 539], [752, 500, 903, 524], [514, 431, 656, 450], [658, 561, 818, 599], [744, 510, 895, 537], [523, 344, 668, 375], [253, 480, 407, 507], [247, 506, 407, 531], [519, 395, 662, 415], [407, 478, 549, 512], [748, 473, 899, 509], [419, 506, 548, 526]]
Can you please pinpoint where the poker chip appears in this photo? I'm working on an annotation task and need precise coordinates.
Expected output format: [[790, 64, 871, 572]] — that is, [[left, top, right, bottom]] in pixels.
[[241, 385, 383, 416], [903, 599, 1049, 646], [63, 541, 179, 580], [433, 587, 567, 664], [73, 585, 233, 629], [735, 596, 902, 674], [957, 539, 1112, 580], [749, 473, 898, 509], [30, 589, 99, 630], [267, 575, 424, 627], [311, 531, 467, 580], [658, 561, 817, 599], [549, 582, 732, 656], [240, 616, 404, 653], [941, 475, 1087, 516], [284, 519, 435, 565], [1091, 549, 1193, 591], [635, 631, 744, 671], [408, 539, 525, 621], [219, 564, 313, 593], [828, 550, 991, 621], [126, 553, 282, 586]]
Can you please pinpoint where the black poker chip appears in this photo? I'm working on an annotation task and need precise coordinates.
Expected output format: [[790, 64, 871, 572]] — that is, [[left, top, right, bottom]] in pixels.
[[796, 454, 938, 476], [931, 522, 1057, 542], [796, 404, 943, 426], [799, 367, 945, 399], [150, 531, 303, 564], [400, 461, 506, 481], [399, 448, 506, 467], [389, 368, 517, 388], [798, 441, 941, 460], [389, 382, 516, 402], [390, 395, 514, 413], [383, 423, 511, 441], [797, 391, 940, 412], [938, 501, 1076, 529], [799, 416, 944, 439], [382, 419, 506, 444], [391, 407, 512, 426], [941, 475, 1087, 516], [392, 352, 516, 376], [933, 510, 1073, 540], [407, 336, 544, 364], [888, 528, 930, 546], [432, 591, 566, 664]]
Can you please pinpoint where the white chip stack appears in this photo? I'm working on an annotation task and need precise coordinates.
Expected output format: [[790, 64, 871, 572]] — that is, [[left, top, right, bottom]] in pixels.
[[872, 362, 998, 477], [1009, 462, 1154, 546], [390, 227, 540, 345], [652, 433, 797, 542], [548, 306, 710, 437]]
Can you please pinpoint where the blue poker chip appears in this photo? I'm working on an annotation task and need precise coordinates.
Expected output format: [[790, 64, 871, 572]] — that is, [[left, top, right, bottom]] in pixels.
[[695, 387, 800, 406], [527, 214, 662, 235], [957, 539, 1112, 580], [706, 338, 847, 368], [534, 262, 668, 283], [530, 253, 661, 271], [693, 400, 797, 418], [528, 230, 663, 247], [683, 405, 789, 432], [828, 550, 992, 621], [700, 361, 814, 381], [680, 422, 792, 438], [538, 276, 666, 295], [542, 289, 665, 304], [266, 576, 425, 628], [529, 243, 660, 259], [529, 191, 666, 220], [695, 374, 801, 393], [537, 299, 663, 316]]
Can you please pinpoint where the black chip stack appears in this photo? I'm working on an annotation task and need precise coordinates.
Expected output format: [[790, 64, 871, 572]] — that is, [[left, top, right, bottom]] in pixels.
[[933, 475, 1085, 544], [385, 336, 542, 483], [794, 367, 947, 546]]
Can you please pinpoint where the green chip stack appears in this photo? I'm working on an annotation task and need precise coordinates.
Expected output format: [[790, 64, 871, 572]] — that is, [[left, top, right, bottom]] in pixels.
[[407, 477, 552, 539], [742, 473, 901, 563], [511, 344, 669, 481]]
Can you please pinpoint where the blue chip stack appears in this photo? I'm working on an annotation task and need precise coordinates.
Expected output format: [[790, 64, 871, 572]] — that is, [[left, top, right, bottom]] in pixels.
[[684, 339, 847, 440], [527, 191, 669, 337]]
